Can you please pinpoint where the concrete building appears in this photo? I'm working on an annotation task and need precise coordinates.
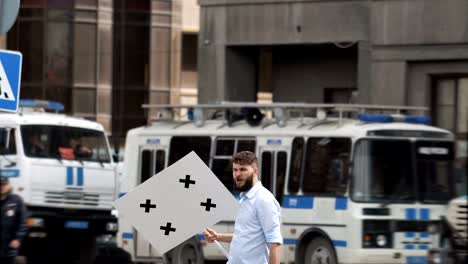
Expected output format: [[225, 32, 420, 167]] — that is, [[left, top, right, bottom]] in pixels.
[[198, 0, 467, 174], [3, 0, 200, 140]]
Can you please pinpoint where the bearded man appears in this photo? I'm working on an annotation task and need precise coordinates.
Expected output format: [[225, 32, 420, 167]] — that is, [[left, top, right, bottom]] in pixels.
[[204, 151, 282, 264]]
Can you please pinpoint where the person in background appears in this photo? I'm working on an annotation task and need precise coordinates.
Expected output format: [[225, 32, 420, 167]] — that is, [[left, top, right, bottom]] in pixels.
[[0, 177, 27, 264]]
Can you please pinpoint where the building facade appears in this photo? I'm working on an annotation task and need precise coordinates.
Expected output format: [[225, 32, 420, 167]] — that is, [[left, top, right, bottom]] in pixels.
[[4, 0, 200, 140], [198, 0, 467, 185]]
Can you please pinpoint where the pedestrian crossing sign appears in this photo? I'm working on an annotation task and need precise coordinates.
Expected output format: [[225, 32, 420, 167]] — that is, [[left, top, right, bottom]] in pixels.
[[0, 49, 22, 112]]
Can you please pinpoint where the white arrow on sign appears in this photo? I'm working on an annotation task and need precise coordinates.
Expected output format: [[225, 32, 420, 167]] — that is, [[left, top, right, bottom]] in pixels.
[[0, 60, 15, 101]]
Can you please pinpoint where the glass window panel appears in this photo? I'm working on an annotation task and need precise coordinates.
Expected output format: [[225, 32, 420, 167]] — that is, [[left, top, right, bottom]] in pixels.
[[48, 0, 74, 8], [73, 89, 96, 114], [75, 10, 97, 21], [288, 137, 303, 193], [212, 159, 234, 192], [21, 85, 44, 100], [23, 0, 46, 6], [98, 24, 112, 85], [151, 27, 170, 89], [45, 87, 70, 112], [122, 89, 147, 115], [237, 140, 256, 153], [153, 14, 171, 25], [276, 151, 287, 202], [436, 106, 455, 131], [155, 150, 166, 174], [169, 136, 211, 165], [97, 89, 111, 114], [154, 1, 171, 11], [436, 79, 456, 106], [74, 23, 97, 85], [457, 78, 468, 134], [47, 22, 71, 86], [76, 0, 97, 8], [18, 21, 44, 83], [140, 150, 153, 183], [261, 152, 273, 192], [48, 9, 74, 20], [216, 139, 235, 156], [19, 8, 45, 18], [303, 138, 351, 195]]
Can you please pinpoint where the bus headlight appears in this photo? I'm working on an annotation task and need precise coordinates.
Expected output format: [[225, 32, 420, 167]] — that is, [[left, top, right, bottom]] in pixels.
[[376, 234, 387, 247]]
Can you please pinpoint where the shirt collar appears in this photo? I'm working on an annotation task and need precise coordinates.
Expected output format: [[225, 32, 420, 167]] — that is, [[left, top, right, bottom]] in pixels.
[[240, 181, 262, 200]]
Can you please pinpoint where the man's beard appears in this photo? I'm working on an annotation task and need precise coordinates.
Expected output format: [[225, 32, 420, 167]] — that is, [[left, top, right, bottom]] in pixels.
[[235, 173, 254, 192]]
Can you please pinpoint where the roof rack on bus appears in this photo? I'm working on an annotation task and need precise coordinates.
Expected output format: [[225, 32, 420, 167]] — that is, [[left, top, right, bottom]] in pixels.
[[142, 102, 429, 128]]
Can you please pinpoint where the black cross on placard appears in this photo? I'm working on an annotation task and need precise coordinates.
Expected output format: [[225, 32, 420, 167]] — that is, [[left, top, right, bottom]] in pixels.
[[200, 198, 216, 211], [160, 222, 176, 236], [179, 175, 196, 188], [140, 199, 156, 213]]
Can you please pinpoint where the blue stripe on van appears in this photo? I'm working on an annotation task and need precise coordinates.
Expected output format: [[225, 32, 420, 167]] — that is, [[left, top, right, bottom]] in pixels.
[[405, 244, 415, 250], [77, 167, 84, 186], [282, 196, 314, 209], [405, 208, 416, 220], [332, 240, 347, 247], [419, 209, 430, 220], [406, 256, 427, 264], [66, 167, 73, 185], [122, 233, 134, 239], [283, 239, 297, 245], [335, 197, 348, 210], [418, 245, 429, 250]]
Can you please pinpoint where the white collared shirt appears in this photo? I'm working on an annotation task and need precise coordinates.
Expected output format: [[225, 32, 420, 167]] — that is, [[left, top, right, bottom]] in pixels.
[[228, 182, 282, 264]]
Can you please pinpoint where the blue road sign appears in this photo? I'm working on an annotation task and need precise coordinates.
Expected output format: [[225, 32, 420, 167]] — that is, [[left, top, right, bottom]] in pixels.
[[0, 49, 22, 112]]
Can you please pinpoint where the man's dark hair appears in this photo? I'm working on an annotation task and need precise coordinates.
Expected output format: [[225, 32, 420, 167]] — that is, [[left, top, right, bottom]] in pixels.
[[232, 151, 258, 167]]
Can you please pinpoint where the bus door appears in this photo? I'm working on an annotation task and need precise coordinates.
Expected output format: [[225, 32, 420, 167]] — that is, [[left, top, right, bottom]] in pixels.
[[135, 146, 167, 258], [259, 145, 289, 203]]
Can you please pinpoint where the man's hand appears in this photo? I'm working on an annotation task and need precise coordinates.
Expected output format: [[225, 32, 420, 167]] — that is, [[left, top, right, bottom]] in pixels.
[[9, 239, 20, 249], [204, 228, 233, 243], [203, 228, 219, 242]]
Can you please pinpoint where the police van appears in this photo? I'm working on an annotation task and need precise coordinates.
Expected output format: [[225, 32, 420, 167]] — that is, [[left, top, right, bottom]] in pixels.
[[118, 102, 456, 264], [0, 99, 118, 263]]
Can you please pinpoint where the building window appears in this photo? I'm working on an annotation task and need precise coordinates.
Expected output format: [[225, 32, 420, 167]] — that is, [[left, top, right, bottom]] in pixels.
[[432, 77, 468, 196]]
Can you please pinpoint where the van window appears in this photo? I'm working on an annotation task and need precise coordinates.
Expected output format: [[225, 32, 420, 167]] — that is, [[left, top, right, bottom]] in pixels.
[[169, 136, 211, 165], [302, 137, 351, 195], [21, 125, 110, 162], [288, 137, 304, 193], [212, 137, 256, 192]]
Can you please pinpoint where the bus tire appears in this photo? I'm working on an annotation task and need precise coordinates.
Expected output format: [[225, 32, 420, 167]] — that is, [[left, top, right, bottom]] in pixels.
[[167, 237, 204, 264], [304, 237, 337, 264]]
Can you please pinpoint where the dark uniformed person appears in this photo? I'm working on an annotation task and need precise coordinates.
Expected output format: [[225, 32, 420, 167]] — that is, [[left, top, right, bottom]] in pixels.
[[0, 177, 27, 264]]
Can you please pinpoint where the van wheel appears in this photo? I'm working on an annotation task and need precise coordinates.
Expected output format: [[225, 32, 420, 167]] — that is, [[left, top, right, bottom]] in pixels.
[[304, 237, 337, 264], [167, 237, 204, 264]]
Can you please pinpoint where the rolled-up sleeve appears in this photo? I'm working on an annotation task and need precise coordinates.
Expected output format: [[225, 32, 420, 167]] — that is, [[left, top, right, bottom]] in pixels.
[[257, 197, 283, 244]]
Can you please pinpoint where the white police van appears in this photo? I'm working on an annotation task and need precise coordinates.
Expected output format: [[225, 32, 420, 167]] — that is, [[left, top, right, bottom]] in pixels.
[[118, 102, 456, 264], [0, 99, 118, 263]]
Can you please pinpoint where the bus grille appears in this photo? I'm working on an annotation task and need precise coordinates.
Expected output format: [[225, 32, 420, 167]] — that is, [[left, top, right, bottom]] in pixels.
[[32, 188, 114, 208]]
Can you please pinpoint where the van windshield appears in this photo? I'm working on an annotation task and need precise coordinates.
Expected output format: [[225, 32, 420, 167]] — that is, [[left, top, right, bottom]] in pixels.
[[21, 125, 110, 163], [352, 139, 454, 203]]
